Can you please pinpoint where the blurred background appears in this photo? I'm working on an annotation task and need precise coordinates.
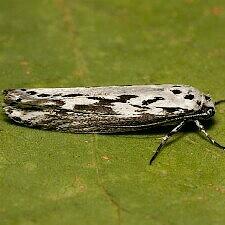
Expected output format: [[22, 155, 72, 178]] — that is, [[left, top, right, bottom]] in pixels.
[[1, 1, 225, 225]]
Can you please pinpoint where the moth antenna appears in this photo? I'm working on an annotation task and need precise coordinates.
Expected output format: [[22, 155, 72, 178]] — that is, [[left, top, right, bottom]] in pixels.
[[149, 121, 186, 165], [215, 100, 225, 106], [194, 120, 225, 149]]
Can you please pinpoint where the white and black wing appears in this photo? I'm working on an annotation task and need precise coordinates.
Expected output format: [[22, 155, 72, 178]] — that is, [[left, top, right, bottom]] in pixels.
[[3, 84, 205, 133]]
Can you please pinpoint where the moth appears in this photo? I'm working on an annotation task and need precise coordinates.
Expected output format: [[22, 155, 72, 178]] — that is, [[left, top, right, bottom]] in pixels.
[[3, 84, 225, 164]]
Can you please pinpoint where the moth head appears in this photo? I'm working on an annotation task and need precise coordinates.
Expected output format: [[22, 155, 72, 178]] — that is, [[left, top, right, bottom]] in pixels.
[[201, 94, 215, 118]]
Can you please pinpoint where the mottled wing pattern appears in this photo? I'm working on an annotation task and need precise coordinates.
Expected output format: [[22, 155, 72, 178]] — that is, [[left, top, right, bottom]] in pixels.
[[4, 85, 204, 133]]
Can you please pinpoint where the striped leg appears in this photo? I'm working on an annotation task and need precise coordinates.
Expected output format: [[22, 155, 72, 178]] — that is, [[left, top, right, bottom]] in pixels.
[[149, 121, 186, 165], [194, 120, 225, 149]]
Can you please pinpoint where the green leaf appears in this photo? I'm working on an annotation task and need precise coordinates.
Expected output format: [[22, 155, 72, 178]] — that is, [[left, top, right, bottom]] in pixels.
[[1, 0, 225, 224]]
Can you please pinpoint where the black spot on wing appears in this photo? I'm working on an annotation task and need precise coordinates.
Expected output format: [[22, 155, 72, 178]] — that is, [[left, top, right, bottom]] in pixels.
[[197, 100, 201, 106], [87, 97, 116, 105], [205, 95, 211, 101], [172, 85, 182, 87], [37, 93, 51, 97], [21, 89, 26, 91], [171, 89, 182, 94], [184, 94, 194, 100], [88, 95, 138, 105], [27, 91, 37, 95], [157, 107, 188, 113], [62, 93, 83, 97], [142, 97, 165, 105], [160, 107, 180, 113], [118, 94, 138, 102]]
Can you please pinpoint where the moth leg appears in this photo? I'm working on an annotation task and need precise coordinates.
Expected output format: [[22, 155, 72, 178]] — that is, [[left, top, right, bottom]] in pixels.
[[194, 120, 225, 149], [149, 121, 186, 165]]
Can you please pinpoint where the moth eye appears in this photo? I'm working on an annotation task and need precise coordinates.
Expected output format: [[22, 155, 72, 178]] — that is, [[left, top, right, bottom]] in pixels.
[[184, 94, 194, 100], [171, 89, 182, 94]]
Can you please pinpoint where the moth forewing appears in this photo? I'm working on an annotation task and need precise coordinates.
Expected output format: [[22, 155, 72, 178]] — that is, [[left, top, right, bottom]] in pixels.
[[3, 84, 215, 132], [3, 84, 211, 130]]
